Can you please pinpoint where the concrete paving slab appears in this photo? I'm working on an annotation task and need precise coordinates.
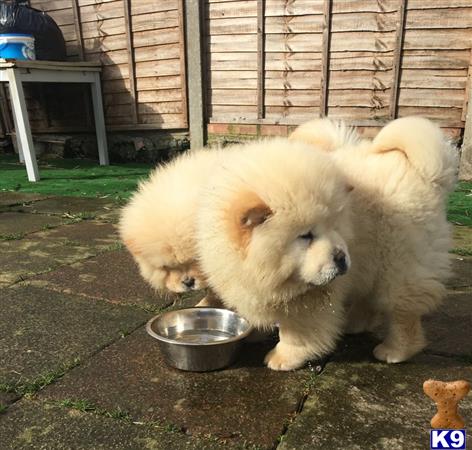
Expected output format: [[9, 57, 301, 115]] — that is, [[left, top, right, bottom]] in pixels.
[[0, 237, 96, 285], [279, 335, 472, 450], [0, 400, 221, 450], [32, 221, 119, 250], [31, 250, 172, 311], [0, 285, 149, 386], [96, 206, 122, 223], [0, 391, 19, 407], [0, 192, 48, 208], [424, 291, 472, 357], [448, 256, 472, 290], [13, 196, 117, 218], [453, 226, 472, 253], [343, 290, 472, 361], [40, 328, 309, 449], [0, 212, 65, 238]]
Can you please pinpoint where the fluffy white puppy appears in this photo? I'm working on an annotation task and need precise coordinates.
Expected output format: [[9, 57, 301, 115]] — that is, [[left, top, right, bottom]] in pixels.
[[119, 148, 224, 296], [196, 117, 457, 370]]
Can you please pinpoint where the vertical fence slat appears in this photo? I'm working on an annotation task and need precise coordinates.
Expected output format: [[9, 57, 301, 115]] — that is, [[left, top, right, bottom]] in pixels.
[[257, 0, 266, 119], [461, 48, 472, 123], [123, 0, 138, 124], [71, 0, 85, 60], [319, 0, 331, 117], [185, 0, 206, 148], [71, 0, 94, 129], [389, 0, 407, 119], [177, 0, 189, 128], [459, 49, 472, 180]]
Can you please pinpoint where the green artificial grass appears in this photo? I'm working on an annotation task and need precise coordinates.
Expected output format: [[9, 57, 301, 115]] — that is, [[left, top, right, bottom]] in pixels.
[[0, 154, 153, 202], [448, 181, 472, 227], [0, 155, 471, 226]]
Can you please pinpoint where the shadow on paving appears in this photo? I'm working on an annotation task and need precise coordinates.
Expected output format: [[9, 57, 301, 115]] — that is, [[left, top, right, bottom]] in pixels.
[[10, 196, 118, 218], [0, 192, 50, 206], [0, 400, 222, 450], [38, 327, 310, 449], [448, 256, 472, 291], [0, 193, 470, 449], [0, 237, 99, 285], [30, 250, 170, 311], [279, 334, 472, 450], [0, 220, 123, 286], [0, 285, 149, 388], [0, 212, 65, 238]]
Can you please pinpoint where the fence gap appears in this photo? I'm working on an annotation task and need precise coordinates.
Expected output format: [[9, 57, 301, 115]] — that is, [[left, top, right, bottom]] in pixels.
[[123, 0, 139, 124], [185, 0, 206, 148], [257, 0, 266, 119], [320, 0, 332, 117], [459, 48, 472, 180], [389, 0, 407, 119], [177, 0, 189, 128], [71, 0, 84, 60]]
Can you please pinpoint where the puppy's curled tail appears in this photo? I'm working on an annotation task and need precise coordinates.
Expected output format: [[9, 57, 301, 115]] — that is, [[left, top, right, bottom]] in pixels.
[[289, 118, 360, 152], [371, 116, 458, 192]]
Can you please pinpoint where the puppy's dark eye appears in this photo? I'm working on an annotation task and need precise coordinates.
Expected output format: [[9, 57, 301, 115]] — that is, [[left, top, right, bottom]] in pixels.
[[299, 231, 314, 241]]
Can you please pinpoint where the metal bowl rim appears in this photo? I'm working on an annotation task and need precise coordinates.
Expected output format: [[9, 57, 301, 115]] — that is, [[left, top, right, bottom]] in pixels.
[[145, 307, 253, 347]]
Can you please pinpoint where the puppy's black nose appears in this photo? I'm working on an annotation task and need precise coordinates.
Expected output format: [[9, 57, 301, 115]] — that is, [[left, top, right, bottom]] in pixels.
[[333, 249, 348, 275], [182, 277, 195, 289]]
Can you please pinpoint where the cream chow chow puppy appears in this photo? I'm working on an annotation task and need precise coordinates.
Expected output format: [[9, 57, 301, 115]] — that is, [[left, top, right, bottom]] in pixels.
[[196, 117, 457, 370], [119, 148, 224, 299]]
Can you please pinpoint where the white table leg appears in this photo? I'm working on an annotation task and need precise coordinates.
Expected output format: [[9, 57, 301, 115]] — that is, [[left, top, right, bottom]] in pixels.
[[6, 68, 39, 181], [90, 72, 109, 165], [18, 139, 25, 163], [12, 127, 25, 163]]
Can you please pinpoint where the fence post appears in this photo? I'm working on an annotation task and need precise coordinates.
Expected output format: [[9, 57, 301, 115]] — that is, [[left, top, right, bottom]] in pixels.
[[185, 0, 206, 149], [319, 0, 332, 117], [389, 0, 407, 119], [460, 64, 472, 180], [123, 0, 139, 124], [257, 0, 266, 119], [71, 0, 85, 60]]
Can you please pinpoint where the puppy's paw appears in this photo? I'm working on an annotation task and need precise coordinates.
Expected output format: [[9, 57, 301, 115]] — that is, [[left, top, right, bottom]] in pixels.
[[264, 344, 306, 371], [195, 296, 212, 307], [195, 295, 223, 308], [373, 342, 422, 364]]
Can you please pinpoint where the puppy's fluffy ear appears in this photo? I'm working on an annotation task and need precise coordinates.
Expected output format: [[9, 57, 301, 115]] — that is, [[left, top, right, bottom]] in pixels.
[[241, 204, 272, 228], [123, 238, 141, 256], [226, 191, 272, 251]]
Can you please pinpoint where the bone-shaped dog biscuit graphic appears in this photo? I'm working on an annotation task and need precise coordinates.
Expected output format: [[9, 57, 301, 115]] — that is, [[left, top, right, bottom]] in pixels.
[[423, 379, 470, 429]]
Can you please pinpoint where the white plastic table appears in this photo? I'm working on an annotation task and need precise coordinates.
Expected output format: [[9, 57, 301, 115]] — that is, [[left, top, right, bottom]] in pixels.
[[0, 59, 109, 182]]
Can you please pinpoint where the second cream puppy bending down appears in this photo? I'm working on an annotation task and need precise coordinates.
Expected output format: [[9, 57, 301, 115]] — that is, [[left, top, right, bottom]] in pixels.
[[119, 148, 224, 298], [196, 117, 457, 370]]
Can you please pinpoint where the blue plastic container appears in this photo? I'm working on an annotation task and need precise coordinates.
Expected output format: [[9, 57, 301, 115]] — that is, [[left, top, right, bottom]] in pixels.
[[0, 33, 35, 60]]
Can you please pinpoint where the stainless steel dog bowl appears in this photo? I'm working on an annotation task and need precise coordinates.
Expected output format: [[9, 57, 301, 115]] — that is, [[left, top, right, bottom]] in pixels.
[[146, 308, 252, 372]]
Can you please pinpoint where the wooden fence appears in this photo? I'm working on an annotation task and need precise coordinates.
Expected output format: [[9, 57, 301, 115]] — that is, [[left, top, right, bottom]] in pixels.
[[204, 0, 472, 139], [1, 0, 471, 142], [25, 0, 188, 132]]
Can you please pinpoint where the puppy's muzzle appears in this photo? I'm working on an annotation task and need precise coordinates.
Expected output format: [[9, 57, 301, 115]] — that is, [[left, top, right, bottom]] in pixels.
[[182, 277, 195, 289], [333, 249, 348, 275]]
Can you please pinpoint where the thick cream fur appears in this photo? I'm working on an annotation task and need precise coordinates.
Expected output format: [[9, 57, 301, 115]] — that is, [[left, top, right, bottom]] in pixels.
[[289, 117, 362, 152], [291, 116, 458, 364], [119, 148, 224, 294], [197, 117, 458, 370], [197, 139, 354, 370]]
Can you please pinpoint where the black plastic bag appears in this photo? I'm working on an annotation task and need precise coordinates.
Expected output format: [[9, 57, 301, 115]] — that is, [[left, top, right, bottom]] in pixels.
[[0, 0, 66, 61]]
